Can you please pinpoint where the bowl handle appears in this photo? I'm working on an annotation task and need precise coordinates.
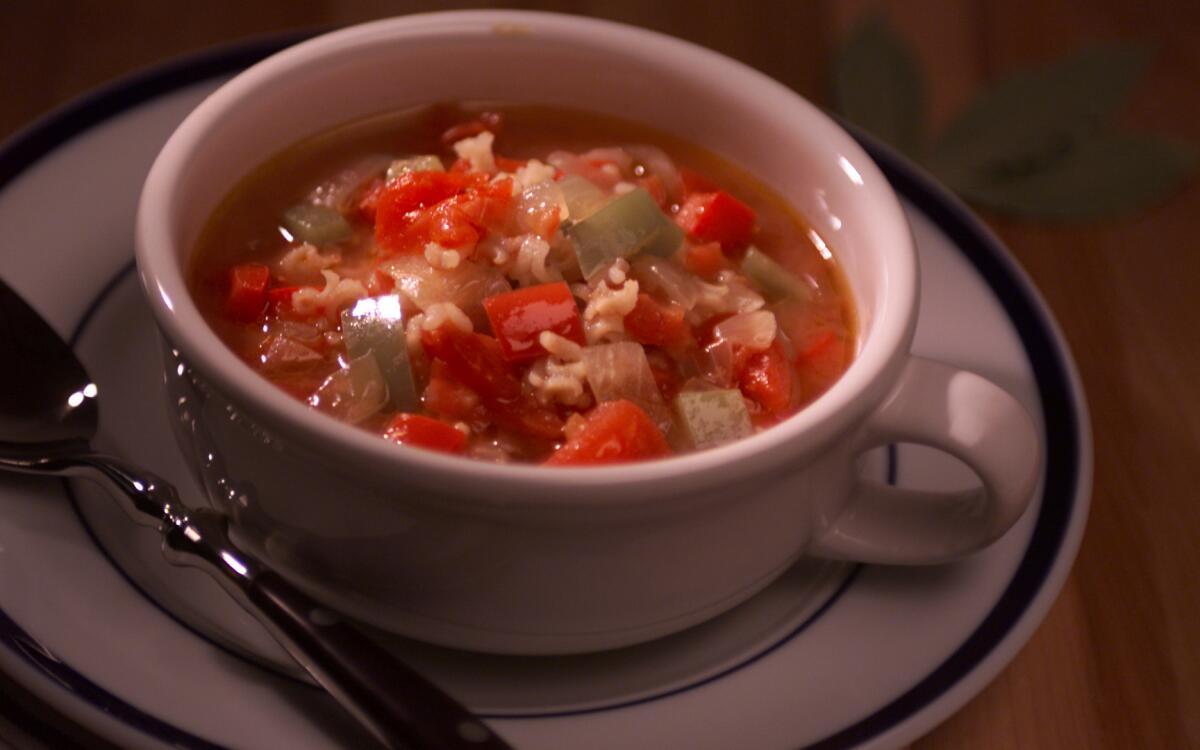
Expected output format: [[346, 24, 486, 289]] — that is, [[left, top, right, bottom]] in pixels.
[[810, 356, 1042, 564]]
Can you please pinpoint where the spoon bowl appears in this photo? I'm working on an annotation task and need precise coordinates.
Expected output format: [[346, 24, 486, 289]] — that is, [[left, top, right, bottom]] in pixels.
[[0, 284, 97, 445]]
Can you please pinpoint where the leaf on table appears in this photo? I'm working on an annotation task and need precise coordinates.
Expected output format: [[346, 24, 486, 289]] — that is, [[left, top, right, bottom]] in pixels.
[[925, 44, 1152, 188], [955, 132, 1197, 219], [832, 14, 925, 158]]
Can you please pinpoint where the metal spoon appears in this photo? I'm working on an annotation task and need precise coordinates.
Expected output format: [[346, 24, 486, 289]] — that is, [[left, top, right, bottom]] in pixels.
[[0, 276, 515, 750]]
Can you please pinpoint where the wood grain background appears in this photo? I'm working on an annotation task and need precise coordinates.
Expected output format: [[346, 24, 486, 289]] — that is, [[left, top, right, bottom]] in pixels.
[[1, 1, 1198, 748]]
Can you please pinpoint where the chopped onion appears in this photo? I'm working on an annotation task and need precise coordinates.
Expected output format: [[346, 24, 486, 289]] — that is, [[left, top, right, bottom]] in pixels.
[[556, 175, 608, 221], [258, 336, 322, 373], [630, 255, 701, 310], [514, 181, 566, 237], [382, 256, 511, 329], [308, 353, 388, 424], [713, 310, 777, 352], [625, 144, 683, 201], [581, 147, 634, 173], [307, 154, 392, 212], [714, 270, 767, 315], [581, 342, 672, 434], [697, 339, 735, 388]]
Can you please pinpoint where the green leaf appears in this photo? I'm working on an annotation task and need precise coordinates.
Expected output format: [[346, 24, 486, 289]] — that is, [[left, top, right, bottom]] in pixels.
[[957, 132, 1197, 219], [926, 44, 1152, 189], [832, 15, 924, 157]]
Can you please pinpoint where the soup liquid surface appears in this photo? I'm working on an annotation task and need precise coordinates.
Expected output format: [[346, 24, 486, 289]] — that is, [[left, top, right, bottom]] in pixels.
[[190, 104, 856, 464]]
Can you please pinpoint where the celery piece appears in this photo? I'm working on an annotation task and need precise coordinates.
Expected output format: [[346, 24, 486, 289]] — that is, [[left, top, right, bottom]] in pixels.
[[386, 155, 444, 181], [672, 389, 753, 450], [740, 246, 811, 302], [566, 188, 684, 280], [339, 295, 419, 411], [557, 175, 607, 221], [281, 204, 351, 246]]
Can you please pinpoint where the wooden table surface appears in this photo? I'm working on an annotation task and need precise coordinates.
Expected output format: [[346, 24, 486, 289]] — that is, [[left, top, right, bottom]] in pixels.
[[1, 2, 1197, 749]]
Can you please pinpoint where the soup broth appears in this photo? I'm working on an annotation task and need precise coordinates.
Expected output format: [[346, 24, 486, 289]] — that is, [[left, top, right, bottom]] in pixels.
[[189, 104, 856, 464]]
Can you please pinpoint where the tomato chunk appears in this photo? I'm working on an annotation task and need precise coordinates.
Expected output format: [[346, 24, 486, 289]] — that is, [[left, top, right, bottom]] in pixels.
[[795, 329, 848, 401], [674, 191, 756, 249], [683, 241, 726, 278], [489, 397, 566, 441], [623, 293, 690, 349], [483, 282, 586, 362], [383, 413, 467, 454], [226, 263, 270, 322], [375, 171, 471, 253], [421, 325, 522, 402], [738, 340, 793, 415], [544, 400, 671, 466], [448, 176, 514, 234]]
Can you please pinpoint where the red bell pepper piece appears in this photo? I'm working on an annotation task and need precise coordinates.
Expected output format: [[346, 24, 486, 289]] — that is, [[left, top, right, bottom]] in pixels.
[[482, 282, 586, 362], [225, 263, 270, 322], [623, 293, 690, 349], [674, 191, 756, 250], [544, 400, 671, 466], [383, 413, 467, 454]]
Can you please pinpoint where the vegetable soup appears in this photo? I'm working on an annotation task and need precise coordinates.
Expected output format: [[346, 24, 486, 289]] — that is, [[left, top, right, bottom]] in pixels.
[[189, 105, 856, 464]]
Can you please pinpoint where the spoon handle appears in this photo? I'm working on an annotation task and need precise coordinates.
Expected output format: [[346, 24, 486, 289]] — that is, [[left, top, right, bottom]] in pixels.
[[0, 445, 515, 750], [162, 508, 514, 750]]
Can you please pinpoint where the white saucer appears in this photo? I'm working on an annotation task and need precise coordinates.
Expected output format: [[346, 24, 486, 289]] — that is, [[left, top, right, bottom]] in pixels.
[[0, 36, 1091, 750]]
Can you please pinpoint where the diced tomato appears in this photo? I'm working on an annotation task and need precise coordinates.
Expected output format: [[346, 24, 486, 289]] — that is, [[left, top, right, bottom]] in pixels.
[[645, 348, 682, 402], [375, 171, 471, 252], [636, 174, 668, 208], [544, 400, 671, 466], [483, 282, 586, 362], [795, 329, 848, 400], [421, 325, 522, 402], [449, 177, 514, 234], [225, 263, 270, 322], [383, 413, 467, 454], [738, 340, 793, 415], [489, 397, 565, 441], [623, 293, 690, 349], [380, 171, 468, 216], [682, 241, 726, 278], [440, 112, 503, 146], [422, 361, 483, 421], [375, 171, 512, 254], [679, 167, 719, 196], [674, 191, 756, 250]]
